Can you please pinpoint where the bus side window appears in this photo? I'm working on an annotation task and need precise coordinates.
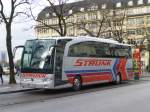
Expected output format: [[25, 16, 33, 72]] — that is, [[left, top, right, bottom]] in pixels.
[[109, 43, 115, 57], [103, 43, 111, 57], [69, 48, 75, 56], [68, 42, 90, 57]]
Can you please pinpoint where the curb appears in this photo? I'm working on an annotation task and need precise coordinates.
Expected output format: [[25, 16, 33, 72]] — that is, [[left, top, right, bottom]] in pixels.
[[0, 88, 37, 95]]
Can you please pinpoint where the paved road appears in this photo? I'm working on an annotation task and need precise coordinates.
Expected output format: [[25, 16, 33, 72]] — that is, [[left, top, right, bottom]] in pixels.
[[0, 77, 150, 112]]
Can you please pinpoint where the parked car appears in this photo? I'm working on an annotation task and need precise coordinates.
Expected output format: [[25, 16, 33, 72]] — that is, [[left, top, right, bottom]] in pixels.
[[3, 67, 16, 75]]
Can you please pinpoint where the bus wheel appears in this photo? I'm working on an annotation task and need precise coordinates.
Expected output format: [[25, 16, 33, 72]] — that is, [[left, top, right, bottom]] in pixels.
[[73, 76, 82, 91], [115, 74, 122, 84]]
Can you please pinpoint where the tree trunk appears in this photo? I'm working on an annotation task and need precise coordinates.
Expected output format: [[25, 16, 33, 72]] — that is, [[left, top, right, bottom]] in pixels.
[[6, 24, 16, 84]]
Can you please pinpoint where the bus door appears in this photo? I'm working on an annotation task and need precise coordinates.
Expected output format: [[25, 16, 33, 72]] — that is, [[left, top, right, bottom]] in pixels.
[[54, 39, 72, 86]]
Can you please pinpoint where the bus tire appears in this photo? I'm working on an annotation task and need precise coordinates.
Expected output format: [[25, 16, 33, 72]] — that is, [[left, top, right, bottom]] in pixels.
[[114, 73, 122, 84], [73, 76, 82, 91]]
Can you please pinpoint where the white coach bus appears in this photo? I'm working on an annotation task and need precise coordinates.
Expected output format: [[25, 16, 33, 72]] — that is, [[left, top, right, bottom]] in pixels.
[[14, 36, 134, 90]]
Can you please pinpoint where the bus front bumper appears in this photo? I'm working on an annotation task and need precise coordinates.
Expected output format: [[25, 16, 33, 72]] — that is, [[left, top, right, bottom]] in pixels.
[[20, 80, 54, 89]]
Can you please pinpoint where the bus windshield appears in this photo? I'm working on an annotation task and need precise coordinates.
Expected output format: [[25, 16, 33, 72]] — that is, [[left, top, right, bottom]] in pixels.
[[21, 39, 56, 72]]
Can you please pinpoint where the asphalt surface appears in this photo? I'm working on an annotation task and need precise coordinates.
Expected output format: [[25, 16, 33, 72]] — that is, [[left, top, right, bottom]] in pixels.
[[0, 77, 150, 112]]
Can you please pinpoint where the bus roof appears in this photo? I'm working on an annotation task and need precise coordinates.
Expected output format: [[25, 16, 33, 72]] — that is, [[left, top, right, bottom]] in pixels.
[[28, 36, 131, 47]]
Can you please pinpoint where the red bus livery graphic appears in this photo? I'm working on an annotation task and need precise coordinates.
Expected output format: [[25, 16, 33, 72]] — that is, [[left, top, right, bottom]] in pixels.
[[74, 59, 112, 66], [22, 73, 47, 79]]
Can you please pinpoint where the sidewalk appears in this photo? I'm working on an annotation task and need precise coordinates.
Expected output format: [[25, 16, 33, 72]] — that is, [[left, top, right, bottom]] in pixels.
[[0, 75, 35, 94]]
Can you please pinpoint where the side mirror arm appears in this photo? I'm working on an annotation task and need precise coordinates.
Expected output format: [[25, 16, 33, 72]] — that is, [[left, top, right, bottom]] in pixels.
[[13, 46, 24, 58]]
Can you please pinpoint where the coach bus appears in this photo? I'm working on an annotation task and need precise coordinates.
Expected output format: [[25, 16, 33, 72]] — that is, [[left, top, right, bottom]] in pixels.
[[14, 36, 134, 90]]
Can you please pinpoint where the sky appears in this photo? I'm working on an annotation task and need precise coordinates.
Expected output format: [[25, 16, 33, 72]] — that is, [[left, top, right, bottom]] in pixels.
[[0, 0, 77, 52], [0, 21, 35, 51], [0, 0, 48, 52]]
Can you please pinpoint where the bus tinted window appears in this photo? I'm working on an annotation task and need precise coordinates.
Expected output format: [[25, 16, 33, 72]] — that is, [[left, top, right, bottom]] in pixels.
[[68, 41, 110, 57], [22, 39, 56, 71], [92, 42, 110, 57], [109, 44, 132, 58]]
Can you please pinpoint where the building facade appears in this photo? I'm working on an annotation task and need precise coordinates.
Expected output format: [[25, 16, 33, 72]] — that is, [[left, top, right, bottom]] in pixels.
[[36, 0, 150, 69]]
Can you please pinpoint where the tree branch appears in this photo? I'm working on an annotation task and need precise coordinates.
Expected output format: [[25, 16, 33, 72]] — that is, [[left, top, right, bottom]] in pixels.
[[29, 5, 61, 35], [14, 0, 29, 9], [13, 11, 30, 18], [97, 17, 105, 37], [0, 0, 7, 23]]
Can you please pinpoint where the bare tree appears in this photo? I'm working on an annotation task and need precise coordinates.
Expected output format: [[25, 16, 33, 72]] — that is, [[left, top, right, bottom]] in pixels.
[[107, 9, 127, 43], [0, 0, 31, 84], [74, 10, 110, 37], [31, 0, 75, 36]]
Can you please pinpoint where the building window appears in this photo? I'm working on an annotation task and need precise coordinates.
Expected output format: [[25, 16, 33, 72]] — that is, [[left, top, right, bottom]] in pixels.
[[88, 5, 98, 11], [127, 18, 136, 25], [89, 23, 97, 29], [136, 28, 144, 35], [127, 7, 149, 15], [116, 2, 121, 8], [136, 17, 144, 25], [68, 16, 74, 23], [88, 13, 97, 20], [147, 27, 150, 33], [138, 0, 143, 5], [128, 1, 133, 6], [128, 18, 144, 25], [45, 13, 49, 18], [69, 10, 72, 14], [102, 4, 106, 9], [147, 16, 150, 24], [80, 7, 84, 12], [76, 14, 85, 22], [127, 29, 136, 35], [52, 13, 56, 16], [92, 5, 98, 10]]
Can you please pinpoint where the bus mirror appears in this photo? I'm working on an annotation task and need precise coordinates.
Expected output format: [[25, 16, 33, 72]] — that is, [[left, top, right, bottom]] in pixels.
[[13, 46, 24, 58]]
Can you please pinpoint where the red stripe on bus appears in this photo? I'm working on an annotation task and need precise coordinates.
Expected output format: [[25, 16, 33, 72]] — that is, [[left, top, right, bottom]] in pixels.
[[82, 75, 112, 83], [118, 58, 128, 81], [22, 73, 47, 78], [67, 73, 112, 84]]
